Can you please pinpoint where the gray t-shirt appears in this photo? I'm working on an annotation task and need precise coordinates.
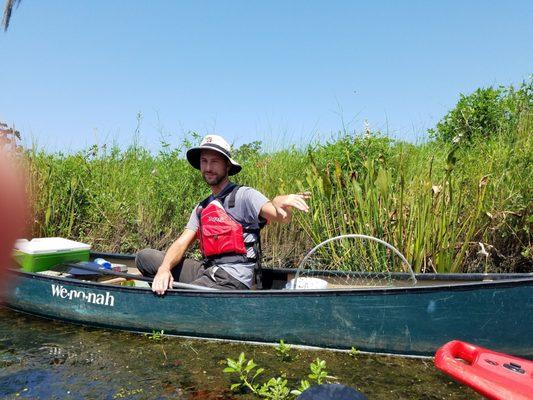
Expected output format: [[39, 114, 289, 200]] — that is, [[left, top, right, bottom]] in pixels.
[[186, 185, 269, 288]]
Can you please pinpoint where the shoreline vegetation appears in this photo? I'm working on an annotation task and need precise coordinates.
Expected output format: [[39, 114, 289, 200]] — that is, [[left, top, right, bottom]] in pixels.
[[10, 80, 533, 274]]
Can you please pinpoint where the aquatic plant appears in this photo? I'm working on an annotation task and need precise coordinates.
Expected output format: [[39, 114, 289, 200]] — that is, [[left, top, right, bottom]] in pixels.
[[223, 352, 264, 393], [294, 107, 532, 273], [307, 358, 328, 385], [224, 352, 329, 399], [349, 347, 359, 357], [145, 329, 168, 362], [258, 378, 291, 400], [276, 340, 292, 361], [146, 329, 165, 341]]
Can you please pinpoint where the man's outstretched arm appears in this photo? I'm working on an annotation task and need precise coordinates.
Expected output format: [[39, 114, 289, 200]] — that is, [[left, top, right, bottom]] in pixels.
[[260, 193, 310, 223], [152, 228, 197, 295]]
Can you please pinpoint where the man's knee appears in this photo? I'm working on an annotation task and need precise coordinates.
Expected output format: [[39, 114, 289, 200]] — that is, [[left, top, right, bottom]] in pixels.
[[178, 259, 205, 283], [135, 248, 164, 277], [135, 248, 151, 270]]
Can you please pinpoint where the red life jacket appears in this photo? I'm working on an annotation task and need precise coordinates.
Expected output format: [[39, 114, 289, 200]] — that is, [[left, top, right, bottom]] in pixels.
[[196, 184, 262, 262], [198, 200, 247, 258]]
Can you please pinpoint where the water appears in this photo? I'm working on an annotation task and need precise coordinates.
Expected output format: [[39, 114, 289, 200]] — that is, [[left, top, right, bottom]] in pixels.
[[0, 307, 480, 399]]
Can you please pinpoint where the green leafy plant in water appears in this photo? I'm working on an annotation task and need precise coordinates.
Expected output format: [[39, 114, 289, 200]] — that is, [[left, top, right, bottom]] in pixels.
[[289, 358, 328, 397], [146, 329, 165, 341], [224, 352, 329, 399], [276, 340, 292, 361], [349, 347, 359, 357], [289, 380, 311, 398], [258, 377, 291, 400], [145, 330, 168, 362], [308, 358, 328, 385], [223, 352, 264, 393]]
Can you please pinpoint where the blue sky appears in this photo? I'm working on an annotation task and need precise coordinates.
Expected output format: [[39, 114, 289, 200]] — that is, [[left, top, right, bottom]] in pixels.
[[1, 1, 531, 152]]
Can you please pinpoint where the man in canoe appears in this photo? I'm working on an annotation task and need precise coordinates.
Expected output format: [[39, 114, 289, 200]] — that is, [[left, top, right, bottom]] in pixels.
[[136, 134, 309, 293]]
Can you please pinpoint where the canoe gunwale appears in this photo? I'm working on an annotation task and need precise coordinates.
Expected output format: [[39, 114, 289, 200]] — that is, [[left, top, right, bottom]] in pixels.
[[7, 268, 533, 298]]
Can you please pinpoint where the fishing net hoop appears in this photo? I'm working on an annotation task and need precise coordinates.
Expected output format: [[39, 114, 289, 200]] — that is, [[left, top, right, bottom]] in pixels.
[[291, 234, 417, 289]]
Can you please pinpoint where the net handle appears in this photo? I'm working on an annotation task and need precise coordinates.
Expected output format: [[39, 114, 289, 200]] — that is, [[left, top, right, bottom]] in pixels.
[[293, 234, 417, 287]]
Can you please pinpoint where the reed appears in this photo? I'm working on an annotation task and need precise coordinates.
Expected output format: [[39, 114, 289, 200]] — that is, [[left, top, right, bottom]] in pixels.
[[293, 110, 531, 273]]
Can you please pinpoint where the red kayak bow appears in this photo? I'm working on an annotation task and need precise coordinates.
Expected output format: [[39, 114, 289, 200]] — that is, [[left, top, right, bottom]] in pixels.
[[435, 340, 533, 400]]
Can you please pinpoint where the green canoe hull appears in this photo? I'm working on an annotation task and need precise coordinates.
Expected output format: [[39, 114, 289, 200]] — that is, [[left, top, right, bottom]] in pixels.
[[3, 267, 532, 357]]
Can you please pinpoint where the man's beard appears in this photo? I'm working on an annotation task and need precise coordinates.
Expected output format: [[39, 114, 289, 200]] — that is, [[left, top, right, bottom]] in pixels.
[[203, 172, 226, 186]]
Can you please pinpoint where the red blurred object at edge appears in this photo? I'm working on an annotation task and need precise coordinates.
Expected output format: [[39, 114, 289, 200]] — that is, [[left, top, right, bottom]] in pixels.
[[434, 340, 533, 400], [0, 151, 27, 294]]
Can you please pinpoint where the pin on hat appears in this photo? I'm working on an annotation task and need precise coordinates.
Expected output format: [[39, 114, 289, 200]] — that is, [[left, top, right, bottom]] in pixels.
[[186, 135, 242, 175]]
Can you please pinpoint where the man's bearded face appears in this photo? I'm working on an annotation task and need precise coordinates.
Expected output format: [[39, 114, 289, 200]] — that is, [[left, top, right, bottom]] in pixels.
[[199, 150, 230, 186]]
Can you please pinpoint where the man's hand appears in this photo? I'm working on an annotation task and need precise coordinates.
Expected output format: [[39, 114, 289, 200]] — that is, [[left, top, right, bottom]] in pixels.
[[152, 267, 174, 295], [150, 229, 196, 295], [262, 192, 310, 223]]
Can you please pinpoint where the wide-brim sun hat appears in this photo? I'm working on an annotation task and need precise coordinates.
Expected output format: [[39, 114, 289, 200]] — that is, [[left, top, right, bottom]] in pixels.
[[186, 135, 242, 176]]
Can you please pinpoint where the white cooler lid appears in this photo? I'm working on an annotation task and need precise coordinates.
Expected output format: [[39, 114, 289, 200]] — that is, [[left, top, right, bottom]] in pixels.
[[15, 237, 91, 254]]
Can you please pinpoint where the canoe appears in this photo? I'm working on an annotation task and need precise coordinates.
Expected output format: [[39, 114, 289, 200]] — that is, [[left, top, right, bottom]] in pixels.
[[2, 252, 533, 357]]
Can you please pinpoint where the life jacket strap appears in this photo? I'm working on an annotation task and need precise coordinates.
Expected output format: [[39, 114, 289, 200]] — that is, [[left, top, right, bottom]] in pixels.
[[197, 183, 239, 215], [227, 184, 238, 208]]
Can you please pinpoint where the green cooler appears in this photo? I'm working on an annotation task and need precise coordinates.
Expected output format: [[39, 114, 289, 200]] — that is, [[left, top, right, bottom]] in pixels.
[[14, 237, 91, 272]]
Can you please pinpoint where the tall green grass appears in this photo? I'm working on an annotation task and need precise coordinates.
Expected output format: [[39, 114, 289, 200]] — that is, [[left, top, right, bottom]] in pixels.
[[294, 108, 531, 273], [21, 87, 532, 273]]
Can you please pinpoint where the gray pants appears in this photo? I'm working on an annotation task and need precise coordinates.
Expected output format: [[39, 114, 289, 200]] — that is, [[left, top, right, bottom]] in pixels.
[[135, 248, 248, 290]]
